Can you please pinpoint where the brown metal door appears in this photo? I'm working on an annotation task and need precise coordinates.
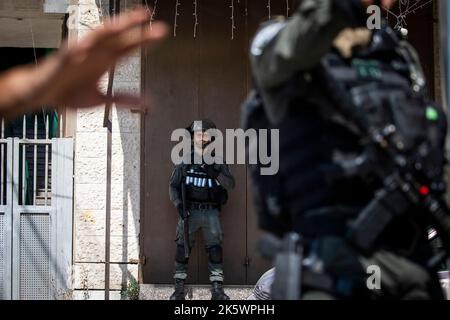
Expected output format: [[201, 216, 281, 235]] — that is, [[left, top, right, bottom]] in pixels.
[[141, 0, 200, 284], [195, 1, 248, 284], [141, 0, 435, 285], [141, 0, 272, 285], [387, 4, 435, 97]]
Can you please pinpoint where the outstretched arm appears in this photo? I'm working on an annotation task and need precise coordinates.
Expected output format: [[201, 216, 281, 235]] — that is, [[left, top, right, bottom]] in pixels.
[[0, 7, 168, 119]]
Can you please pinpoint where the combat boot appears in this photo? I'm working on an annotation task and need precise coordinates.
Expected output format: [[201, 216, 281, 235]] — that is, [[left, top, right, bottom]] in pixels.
[[170, 279, 186, 300], [211, 281, 230, 300]]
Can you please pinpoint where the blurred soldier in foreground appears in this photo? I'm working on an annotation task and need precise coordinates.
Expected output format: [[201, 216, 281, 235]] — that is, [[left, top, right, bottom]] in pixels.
[[244, 0, 450, 299]]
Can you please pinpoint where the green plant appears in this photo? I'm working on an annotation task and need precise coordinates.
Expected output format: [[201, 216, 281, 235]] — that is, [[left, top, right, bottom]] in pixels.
[[81, 268, 90, 300], [121, 278, 139, 300]]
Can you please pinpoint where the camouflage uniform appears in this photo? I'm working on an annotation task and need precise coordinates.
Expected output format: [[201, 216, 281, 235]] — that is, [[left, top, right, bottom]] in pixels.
[[169, 129, 235, 300], [169, 153, 235, 283]]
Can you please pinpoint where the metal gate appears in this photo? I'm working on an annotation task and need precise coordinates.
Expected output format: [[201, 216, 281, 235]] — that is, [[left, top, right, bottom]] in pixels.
[[0, 137, 73, 300]]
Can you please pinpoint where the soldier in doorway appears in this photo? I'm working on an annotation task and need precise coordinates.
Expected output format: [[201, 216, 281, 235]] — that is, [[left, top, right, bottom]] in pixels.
[[169, 119, 235, 300]]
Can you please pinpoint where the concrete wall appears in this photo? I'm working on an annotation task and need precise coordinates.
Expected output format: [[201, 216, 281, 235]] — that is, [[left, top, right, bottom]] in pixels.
[[0, 0, 65, 48], [70, 0, 142, 298]]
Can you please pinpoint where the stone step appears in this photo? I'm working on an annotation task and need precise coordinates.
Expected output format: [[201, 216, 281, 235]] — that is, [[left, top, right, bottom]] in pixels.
[[139, 284, 253, 301]]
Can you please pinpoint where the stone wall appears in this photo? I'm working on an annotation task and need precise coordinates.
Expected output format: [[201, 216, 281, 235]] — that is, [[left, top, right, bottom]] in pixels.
[[70, 0, 142, 298]]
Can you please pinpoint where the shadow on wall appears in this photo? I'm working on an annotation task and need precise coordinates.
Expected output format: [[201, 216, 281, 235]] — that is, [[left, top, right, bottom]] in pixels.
[[116, 103, 140, 299]]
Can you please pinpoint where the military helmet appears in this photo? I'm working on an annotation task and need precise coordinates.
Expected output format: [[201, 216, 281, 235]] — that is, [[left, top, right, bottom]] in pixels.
[[187, 119, 217, 134]]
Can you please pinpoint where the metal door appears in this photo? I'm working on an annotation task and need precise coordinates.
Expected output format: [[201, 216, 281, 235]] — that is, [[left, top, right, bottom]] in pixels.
[[141, 0, 273, 285], [140, 0, 436, 285], [0, 137, 73, 300]]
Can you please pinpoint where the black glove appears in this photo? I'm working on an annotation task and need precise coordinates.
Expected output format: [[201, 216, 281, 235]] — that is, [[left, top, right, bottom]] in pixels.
[[177, 203, 184, 218], [202, 164, 221, 179]]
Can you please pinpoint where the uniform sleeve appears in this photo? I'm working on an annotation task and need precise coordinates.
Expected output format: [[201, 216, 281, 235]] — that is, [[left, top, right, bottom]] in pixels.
[[169, 165, 183, 208], [217, 164, 235, 191], [251, 0, 368, 89]]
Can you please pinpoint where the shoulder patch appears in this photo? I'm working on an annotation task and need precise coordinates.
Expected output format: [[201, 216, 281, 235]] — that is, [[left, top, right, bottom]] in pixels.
[[251, 21, 286, 56]]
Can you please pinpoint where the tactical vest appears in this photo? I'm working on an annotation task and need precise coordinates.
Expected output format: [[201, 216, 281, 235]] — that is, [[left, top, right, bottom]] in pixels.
[[184, 164, 228, 205], [243, 27, 447, 239]]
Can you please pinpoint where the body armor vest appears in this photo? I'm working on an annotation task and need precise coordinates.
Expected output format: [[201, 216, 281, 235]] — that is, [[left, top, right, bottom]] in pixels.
[[184, 164, 227, 205]]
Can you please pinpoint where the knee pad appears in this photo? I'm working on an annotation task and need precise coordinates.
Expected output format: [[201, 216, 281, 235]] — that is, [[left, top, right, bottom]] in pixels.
[[208, 245, 223, 264], [175, 245, 189, 264]]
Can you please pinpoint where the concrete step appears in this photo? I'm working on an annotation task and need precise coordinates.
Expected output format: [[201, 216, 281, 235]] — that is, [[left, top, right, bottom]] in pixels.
[[139, 284, 253, 301]]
